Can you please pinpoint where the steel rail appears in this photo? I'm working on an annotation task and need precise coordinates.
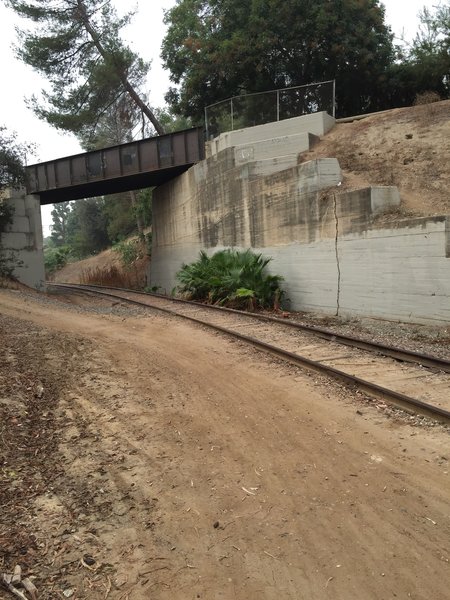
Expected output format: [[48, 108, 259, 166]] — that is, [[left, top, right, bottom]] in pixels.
[[47, 282, 450, 426], [48, 282, 450, 373]]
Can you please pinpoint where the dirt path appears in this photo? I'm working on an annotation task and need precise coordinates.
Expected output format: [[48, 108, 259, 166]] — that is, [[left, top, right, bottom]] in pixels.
[[1, 289, 449, 599]]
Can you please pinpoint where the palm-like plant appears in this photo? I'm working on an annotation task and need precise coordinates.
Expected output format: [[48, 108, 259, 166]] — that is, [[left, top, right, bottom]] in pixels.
[[176, 249, 284, 310]]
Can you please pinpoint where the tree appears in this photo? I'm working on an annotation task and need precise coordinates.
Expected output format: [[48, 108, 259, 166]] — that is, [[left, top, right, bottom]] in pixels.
[[413, 3, 450, 59], [67, 197, 110, 257], [162, 0, 395, 120], [5, 0, 164, 141], [0, 126, 34, 191], [381, 4, 450, 109], [50, 201, 71, 246], [102, 193, 138, 242], [408, 3, 450, 99], [153, 106, 193, 133]]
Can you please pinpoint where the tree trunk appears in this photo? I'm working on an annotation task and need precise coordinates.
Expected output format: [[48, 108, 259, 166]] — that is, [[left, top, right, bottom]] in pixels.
[[129, 190, 144, 235], [76, 0, 165, 136]]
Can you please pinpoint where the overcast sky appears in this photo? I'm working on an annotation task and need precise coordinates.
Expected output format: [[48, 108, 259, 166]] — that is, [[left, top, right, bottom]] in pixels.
[[0, 0, 439, 234]]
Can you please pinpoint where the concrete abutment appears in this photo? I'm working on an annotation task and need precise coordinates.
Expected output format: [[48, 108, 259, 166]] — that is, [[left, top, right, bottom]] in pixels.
[[150, 112, 450, 325], [0, 188, 45, 290]]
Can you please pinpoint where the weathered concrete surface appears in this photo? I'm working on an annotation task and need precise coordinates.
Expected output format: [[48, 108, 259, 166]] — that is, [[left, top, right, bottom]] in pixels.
[[207, 112, 335, 157], [150, 115, 450, 324], [206, 112, 333, 178], [0, 188, 45, 290]]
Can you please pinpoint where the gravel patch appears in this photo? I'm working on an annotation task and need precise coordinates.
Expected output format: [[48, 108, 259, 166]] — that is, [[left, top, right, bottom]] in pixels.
[[283, 311, 450, 360], [5, 287, 152, 319]]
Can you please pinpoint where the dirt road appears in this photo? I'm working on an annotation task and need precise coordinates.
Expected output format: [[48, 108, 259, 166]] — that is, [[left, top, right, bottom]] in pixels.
[[1, 289, 449, 599]]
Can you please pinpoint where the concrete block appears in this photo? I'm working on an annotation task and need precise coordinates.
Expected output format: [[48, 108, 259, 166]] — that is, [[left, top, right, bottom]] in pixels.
[[2, 232, 29, 250], [210, 112, 335, 155], [5, 216, 30, 232], [248, 156, 299, 178], [10, 249, 46, 291], [5, 197, 26, 217], [234, 132, 312, 164], [303, 158, 341, 191], [1, 187, 26, 200], [370, 187, 401, 214]]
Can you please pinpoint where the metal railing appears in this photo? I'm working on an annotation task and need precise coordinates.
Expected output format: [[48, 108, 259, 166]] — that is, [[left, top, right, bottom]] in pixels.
[[205, 80, 335, 139]]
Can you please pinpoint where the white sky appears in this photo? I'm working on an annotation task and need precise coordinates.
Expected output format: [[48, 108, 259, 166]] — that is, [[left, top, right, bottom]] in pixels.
[[0, 0, 439, 234]]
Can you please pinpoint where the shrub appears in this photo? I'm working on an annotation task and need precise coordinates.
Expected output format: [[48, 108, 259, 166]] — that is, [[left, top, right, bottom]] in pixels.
[[80, 265, 141, 288], [113, 238, 144, 269], [44, 245, 71, 275], [176, 249, 284, 310], [413, 91, 441, 105]]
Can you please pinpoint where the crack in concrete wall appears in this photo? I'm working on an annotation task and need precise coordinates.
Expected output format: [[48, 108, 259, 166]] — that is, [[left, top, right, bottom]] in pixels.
[[333, 193, 341, 316]]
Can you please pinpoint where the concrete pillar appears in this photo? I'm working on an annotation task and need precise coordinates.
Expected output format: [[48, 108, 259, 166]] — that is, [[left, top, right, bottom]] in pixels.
[[0, 187, 45, 290]]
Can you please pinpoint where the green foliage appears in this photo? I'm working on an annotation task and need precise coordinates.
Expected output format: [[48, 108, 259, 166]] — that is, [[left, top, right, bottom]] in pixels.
[[379, 4, 450, 109], [162, 0, 395, 120], [143, 232, 152, 257], [113, 238, 143, 270], [0, 128, 33, 278], [135, 188, 153, 230], [153, 107, 193, 133], [0, 126, 35, 191], [47, 189, 152, 263], [0, 202, 14, 231], [44, 244, 71, 274], [50, 201, 71, 246], [66, 197, 110, 258], [102, 193, 137, 242], [412, 4, 450, 60], [5, 0, 164, 140], [145, 284, 162, 294], [176, 249, 284, 309]]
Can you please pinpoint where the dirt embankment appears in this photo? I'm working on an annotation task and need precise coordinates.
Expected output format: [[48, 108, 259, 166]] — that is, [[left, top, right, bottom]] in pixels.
[[51, 247, 149, 288], [304, 99, 450, 217], [1, 289, 449, 600]]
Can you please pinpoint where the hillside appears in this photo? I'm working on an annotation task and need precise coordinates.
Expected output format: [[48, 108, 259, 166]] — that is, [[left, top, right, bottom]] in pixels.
[[51, 245, 149, 288], [303, 99, 450, 217]]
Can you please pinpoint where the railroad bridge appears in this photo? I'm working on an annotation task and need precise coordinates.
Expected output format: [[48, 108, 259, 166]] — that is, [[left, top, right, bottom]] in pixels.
[[26, 127, 204, 204], [1, 127, 205, 289]]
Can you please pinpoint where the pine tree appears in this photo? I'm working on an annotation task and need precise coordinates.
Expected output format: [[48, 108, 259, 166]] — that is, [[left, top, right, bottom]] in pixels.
[[5, 0, 164, 139]]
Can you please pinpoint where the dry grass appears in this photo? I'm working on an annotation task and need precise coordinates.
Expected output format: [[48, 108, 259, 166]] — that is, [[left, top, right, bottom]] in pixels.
[[79, 265, 145, 289]]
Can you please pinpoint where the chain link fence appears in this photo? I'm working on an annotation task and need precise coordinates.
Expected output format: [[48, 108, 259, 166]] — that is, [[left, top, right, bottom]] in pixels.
[[205, 80, 335, 139]]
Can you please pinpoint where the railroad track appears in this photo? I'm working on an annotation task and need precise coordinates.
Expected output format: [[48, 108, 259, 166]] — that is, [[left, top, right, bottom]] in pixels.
[[48, 282, 450, 426]]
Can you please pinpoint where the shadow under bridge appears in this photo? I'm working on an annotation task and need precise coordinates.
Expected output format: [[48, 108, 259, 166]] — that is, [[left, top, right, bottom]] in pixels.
[[26, 127, 205, 205]]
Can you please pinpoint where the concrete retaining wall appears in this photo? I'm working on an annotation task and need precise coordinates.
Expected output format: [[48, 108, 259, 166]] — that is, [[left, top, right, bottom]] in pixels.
[[207, 112, 335, 157], [0, 188, 45, 290], [150, 115, 450, 325]]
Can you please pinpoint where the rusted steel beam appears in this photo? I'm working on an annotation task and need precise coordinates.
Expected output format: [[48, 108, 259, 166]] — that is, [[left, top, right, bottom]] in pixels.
[[26, 127, 205, 204]]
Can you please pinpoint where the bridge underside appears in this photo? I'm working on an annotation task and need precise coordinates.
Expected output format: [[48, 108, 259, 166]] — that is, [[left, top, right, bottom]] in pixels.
[[25, 127, 204, 205]]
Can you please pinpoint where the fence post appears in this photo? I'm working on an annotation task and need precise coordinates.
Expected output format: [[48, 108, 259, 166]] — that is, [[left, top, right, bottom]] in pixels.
[[276, 90, 280, 121], [205, 106, 209, 139], [332, 80, 336, 118], [231, 98, 234, 130]]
